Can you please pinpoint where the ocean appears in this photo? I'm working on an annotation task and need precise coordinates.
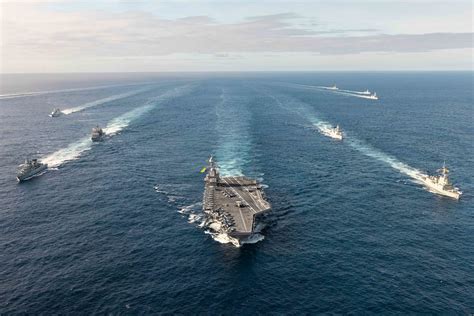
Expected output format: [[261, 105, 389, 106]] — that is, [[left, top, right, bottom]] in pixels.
[[1, 72, 473, 314]]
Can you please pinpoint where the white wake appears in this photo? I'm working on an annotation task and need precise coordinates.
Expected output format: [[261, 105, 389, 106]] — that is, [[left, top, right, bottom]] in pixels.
[[338, 88, 371, 95], [270, 83, 378, 100], [40, 136, 92, 168], [61, 88, 150, 115], [0, 81, 156, 100], [330, 90, 377, 100], [266, 91, 427, 184], [41, 85, 193, 168], [215, 88, 252, 177]]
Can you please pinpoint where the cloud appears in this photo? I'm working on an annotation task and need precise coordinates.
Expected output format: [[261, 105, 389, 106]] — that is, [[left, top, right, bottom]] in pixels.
[[1, 5, 473, 64]]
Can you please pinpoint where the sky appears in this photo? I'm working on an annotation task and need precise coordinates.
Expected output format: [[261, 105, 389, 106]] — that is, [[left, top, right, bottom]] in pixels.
[[0, 0, 472, 73]]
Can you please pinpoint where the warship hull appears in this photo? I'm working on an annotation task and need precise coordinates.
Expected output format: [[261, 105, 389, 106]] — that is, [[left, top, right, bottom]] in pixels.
[[419, 177, 461, 199], [17, 164, 48, 182]]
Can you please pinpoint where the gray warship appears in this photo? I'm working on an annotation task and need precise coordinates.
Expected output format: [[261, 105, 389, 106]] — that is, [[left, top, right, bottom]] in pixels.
[[91, 126, 105, 142], [49, 108, 62, 117], [17, 158, 48, 182], [203, 156, 271, 246]]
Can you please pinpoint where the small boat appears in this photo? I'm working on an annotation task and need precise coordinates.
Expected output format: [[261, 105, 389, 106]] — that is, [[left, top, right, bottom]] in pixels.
[[49, 108, 62, 117], [91, 126, 105, 142], [419, 163, 462, 199], [361, 89, 371, 95], [17, 158, 48, 182], [327, 84, 338, 90]]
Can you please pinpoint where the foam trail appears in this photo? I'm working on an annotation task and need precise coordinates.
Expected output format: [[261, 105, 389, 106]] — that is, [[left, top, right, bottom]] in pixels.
[[338, 88, 371, 95], [103, 85, 193, 135], [266, 91, 427, 184], [0, 81, 157, 100], [40, 102, 153, 167], [40, 137, 92, 168], [317, 86, 371, 95], [304, 112, 426, 182], [269, 83, 377, 100], [62, 88, 149, 114], [345, 137, 426, 182], [103, 103, 154, 135], [331, 90, 377, 100], [41, 85, 192, 168], [215, 88, 252, 176]]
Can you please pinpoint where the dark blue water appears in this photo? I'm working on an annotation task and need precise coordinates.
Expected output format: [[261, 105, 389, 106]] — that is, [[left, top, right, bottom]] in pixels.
[[1, 72, 473, 314]]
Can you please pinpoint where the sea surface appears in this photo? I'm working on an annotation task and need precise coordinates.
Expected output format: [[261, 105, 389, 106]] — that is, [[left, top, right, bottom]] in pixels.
[[0, 72, 473, 314]]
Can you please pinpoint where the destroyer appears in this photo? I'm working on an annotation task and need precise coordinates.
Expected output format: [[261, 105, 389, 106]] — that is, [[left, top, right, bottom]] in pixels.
[[49, 108, 62, 117], [420, 163, 462, 199], [321, 125, 343, 140], [91, 125, 105, 142], [202, 156, 271, 246], [17, 158, 47, 182]]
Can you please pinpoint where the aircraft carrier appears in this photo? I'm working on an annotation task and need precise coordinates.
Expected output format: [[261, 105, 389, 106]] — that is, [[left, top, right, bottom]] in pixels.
[[203, 156, 271, 246]]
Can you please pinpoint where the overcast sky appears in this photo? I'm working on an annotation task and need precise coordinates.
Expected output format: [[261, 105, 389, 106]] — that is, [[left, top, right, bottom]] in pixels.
[[1, 0, 472, 73]]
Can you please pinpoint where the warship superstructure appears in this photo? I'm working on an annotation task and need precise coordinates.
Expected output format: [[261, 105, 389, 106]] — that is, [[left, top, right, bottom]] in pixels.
[[49, 108, 62, 117], [321, 124, 343, 140], [202, 156, 271, 246], [91, 126, 105, 142], [17, 158, 47, 182], [420, 163, 462, 199], [367, 92, 378, 100]]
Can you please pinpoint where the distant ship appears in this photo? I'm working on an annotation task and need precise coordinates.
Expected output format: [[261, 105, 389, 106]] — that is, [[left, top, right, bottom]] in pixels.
[[202, 156, 271, 246], [367, 92, 378, 100], [91, 126, 105, 142], [321, 125, 343, 140], [361, 89, 371, 95], [49, 108, 62, 117], [420, 163, 462, 199], [17, 158, 47, 182], [327, 84, 338, 90]]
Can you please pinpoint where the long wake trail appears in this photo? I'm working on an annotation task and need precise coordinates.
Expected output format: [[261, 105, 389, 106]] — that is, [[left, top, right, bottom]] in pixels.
[[270, 82, 377, 100], [61, 87, 150, 114], [264, 91, 427, 184], [0, 81, 157, 100], [214, 88, 253, 177], [330, 90, 377, 100], [41, 85, 193, 168]]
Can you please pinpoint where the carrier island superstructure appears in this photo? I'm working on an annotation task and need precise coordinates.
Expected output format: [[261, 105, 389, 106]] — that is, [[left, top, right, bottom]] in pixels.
[[203, 156, 271, 245]]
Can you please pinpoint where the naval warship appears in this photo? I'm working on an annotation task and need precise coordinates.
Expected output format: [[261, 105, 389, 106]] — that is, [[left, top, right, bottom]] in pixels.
[[202, 156, 271, 246], [49, 108, 62, 117], [17, 158, 48, 182], [321, 124, 343, 140], [91, 126, 105, 142], [420, 163, 462, 199]]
